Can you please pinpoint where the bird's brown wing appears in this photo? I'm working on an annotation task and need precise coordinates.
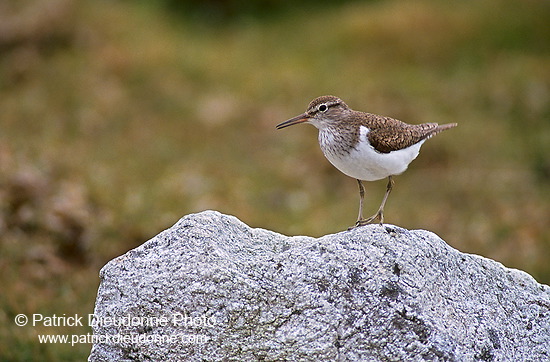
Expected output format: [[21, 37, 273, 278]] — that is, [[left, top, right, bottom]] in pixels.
[[366, 118, 442, 153]]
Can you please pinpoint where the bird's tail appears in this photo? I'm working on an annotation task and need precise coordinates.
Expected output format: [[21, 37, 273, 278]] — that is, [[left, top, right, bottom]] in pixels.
[[435, 123, 458, 133], [422, 122, 457, 141]]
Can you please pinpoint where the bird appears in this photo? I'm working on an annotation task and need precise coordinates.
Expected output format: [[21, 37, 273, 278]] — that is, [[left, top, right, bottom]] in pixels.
[[276, 95, 457, 228]]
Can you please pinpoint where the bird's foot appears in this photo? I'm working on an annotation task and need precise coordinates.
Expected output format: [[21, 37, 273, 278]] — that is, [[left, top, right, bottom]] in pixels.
[[348, 212, 384, 230]]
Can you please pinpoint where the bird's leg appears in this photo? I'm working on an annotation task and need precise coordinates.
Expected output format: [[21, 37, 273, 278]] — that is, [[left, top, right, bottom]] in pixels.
[[355, 179, 365, 223], [349, 179, 368, 230], [374, 175, 394, 224], [367, 176, 394, 225], [353, 176, 394, 227]]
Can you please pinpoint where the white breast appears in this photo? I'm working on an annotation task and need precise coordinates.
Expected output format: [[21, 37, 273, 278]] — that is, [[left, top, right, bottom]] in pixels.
[[319, 126, 424, 181]]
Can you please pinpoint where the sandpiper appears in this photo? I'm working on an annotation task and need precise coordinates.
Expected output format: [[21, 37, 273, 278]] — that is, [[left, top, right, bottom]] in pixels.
[[276, 95, 457, 228]]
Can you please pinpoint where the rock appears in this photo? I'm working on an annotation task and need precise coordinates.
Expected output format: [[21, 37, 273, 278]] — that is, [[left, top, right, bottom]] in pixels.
[[88, 210, 550, 361]]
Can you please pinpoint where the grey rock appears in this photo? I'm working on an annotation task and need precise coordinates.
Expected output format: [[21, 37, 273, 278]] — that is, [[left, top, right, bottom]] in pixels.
[[89, 210, 550, 361]]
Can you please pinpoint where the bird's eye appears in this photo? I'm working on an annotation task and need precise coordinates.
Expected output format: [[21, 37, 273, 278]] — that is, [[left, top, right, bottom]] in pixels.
[[318, 104, 328, 112]]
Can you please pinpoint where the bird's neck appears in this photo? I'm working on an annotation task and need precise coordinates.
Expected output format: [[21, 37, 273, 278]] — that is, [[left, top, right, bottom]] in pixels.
[[318, 123, 361, 157]]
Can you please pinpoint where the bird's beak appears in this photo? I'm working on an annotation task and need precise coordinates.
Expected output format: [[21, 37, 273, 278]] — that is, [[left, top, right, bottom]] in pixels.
[[276, 113, 310, 129]]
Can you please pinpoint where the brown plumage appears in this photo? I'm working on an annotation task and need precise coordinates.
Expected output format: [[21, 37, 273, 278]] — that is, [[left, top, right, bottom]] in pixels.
[[277, 95, 457, 228], [302, 95, 457, 154]]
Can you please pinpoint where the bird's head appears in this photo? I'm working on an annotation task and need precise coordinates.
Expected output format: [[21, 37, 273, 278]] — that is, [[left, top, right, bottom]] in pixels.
[[276, 95, 351, 130]]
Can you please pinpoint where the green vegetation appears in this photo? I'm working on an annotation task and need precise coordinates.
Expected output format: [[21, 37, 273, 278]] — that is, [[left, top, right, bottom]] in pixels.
[[1, 0, 549, 359]]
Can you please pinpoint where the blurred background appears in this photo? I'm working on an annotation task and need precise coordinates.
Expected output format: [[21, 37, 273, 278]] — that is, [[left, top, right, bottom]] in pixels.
[[0, 0, 548, 359]]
